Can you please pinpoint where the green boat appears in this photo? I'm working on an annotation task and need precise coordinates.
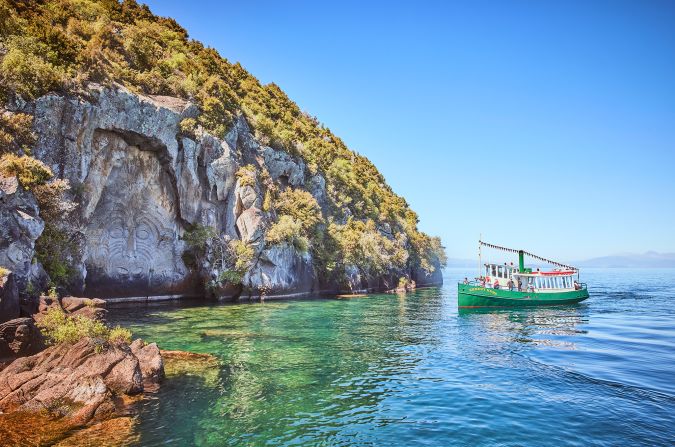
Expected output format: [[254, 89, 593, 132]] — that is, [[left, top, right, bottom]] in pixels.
[[458, 241, 589, 308]]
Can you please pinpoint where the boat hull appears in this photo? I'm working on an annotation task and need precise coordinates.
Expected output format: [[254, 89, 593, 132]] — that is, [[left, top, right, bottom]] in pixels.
[[458, 283, 589, 308]]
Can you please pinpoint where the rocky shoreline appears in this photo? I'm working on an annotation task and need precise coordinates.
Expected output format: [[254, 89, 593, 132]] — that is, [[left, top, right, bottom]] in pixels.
[[0, 294, 221, 446]]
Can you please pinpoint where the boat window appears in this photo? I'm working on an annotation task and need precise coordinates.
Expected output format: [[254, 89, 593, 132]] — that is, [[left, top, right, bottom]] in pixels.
[[492, 266, 496, 277], [498, 266, 503, 278]]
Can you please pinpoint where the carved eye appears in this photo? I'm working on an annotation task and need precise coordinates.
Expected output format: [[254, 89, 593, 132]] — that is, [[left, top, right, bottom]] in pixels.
[[117, 267, 129, 276], [109, 226, 125, 239], [136, 226, 151, 240]]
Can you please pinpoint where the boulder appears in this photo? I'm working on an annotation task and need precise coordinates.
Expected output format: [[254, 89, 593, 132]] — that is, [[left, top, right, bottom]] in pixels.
[[236, 207, 265, 243], [0, 339, 144, 425], [245, 244, 316, 297], [61, 296, 107, 321], [0, 271, 19, 323], [0, 317, 44, 363], [130, 339, 164, 385]]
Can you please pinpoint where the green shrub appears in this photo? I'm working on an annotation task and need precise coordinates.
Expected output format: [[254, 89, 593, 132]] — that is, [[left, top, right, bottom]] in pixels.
[[218, 269, 243, 285], [235, 164, 256, 188], [266, 215, 309, 253], [229, 239, 254, 272], [0, 36, 66, 99], [179, 117, 197, 137], [37, 307, 133, 346], [108, 326, 132, 344], [0, 112, 35, 155], [274, 188, 322, 233], [35, 223, 80, 289], [182, 224, 217, 251], [0, 154, 52, 188]]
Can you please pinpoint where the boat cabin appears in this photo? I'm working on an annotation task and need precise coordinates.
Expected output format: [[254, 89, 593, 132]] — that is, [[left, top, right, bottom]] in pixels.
[[482, 263, 577, 293]]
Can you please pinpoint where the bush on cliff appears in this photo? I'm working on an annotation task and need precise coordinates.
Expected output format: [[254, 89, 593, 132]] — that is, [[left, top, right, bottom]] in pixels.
[[266, 215, 309, 253], [274, 188, 322, 234], [0, 112, 35, 155], [0, 153, 52, 188]]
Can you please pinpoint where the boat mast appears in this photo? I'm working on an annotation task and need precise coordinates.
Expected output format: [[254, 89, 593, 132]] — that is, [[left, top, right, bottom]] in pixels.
[[478, 234, 482, 279]]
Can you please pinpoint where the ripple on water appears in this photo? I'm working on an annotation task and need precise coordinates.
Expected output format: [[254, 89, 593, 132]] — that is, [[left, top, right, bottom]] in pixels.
[[107, 268, 675, 446]]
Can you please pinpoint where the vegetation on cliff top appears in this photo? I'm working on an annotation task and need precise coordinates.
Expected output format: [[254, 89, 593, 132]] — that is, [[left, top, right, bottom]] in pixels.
[[0, 0, 446, 287]]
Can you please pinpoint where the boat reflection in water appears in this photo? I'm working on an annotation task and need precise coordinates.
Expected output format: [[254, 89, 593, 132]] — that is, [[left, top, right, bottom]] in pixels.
[[457, 305, 589, 351]]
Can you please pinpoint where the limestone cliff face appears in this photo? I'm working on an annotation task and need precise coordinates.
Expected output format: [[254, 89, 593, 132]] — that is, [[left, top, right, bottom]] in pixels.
[[17, 85, 317, 299], [1, 84, 441, 301]]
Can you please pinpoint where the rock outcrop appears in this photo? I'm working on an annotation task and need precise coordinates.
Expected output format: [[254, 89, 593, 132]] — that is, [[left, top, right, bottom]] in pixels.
[[0, 176, 46, 296], [0, 317, 44, 365], [0, 271, 19, 323], [0, 338, 163, 425], [34, 295, 107, 323]]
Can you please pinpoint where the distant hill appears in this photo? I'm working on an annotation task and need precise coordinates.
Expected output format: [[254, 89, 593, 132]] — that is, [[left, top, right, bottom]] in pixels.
[[577, 252, 675, 268]]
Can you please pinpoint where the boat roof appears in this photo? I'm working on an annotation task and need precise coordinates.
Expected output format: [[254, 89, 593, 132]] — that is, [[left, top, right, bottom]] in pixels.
[[483, 263, 576, 276], [516, 270, 576, 276]]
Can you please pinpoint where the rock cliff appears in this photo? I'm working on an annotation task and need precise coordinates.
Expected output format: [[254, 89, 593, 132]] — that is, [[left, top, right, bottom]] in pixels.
[[0, 85, 442, 302], [0, 0, 445, 305]]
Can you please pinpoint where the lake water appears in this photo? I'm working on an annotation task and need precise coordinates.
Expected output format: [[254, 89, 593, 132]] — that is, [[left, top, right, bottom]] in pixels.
[[109, 268, 675, 446]]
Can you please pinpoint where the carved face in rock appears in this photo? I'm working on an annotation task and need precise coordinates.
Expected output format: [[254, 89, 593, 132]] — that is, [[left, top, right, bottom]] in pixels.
[[83, 138, 189, 297], [104, 209, 169, 279], [87, 205, 175, 282]]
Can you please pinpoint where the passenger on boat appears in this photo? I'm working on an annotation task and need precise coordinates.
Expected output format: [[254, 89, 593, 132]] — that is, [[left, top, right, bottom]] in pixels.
[[574, 280, 581, 290], [493, 279, 500, 289], [507, 279, 514, 291], [463, 277, 469, 284], [517, 279, 523, 292], [479, 277, 486, 287], [527, 281, 535, 292]]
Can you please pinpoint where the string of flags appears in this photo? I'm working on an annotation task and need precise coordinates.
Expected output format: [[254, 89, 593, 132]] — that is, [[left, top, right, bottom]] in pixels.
[[479, 240, 578, 271]]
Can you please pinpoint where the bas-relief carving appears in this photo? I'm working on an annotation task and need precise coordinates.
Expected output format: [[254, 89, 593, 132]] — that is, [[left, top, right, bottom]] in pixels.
[[83, 138, 188, 297]]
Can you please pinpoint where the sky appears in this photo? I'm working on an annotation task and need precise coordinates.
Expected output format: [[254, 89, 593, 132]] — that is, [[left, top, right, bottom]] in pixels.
[[143, 0, 675, 261]]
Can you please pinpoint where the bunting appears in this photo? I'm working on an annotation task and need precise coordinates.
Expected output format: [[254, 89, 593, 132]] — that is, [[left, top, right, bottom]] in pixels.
[[479, 240, 578, 271]]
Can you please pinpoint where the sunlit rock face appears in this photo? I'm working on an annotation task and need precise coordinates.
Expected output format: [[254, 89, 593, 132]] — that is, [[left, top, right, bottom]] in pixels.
[[23, 85, 322, 299], [83, 132, 189, 297]]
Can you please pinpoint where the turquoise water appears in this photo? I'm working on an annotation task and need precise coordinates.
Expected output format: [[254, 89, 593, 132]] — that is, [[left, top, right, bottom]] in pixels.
[[109, 269, 675, 446]]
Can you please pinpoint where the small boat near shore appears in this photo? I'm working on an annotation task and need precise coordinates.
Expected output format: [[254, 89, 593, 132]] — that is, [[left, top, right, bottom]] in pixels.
[[458, 241, 589, 308]]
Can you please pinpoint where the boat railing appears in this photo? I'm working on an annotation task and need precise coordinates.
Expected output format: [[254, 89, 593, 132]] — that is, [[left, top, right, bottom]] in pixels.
[[461, 280, 588, 291]]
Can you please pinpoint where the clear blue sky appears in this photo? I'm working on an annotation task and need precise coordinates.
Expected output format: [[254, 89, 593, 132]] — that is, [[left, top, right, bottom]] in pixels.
[[143, 0, 675, 261]]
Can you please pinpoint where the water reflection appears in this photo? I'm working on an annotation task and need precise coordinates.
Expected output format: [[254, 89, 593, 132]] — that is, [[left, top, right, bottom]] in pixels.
[[458, 305, 589, 352]]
